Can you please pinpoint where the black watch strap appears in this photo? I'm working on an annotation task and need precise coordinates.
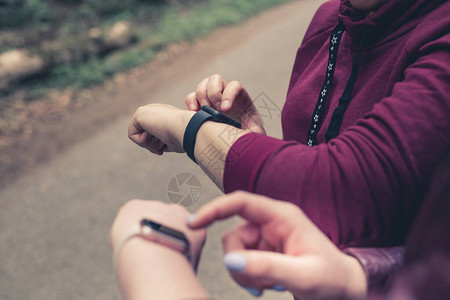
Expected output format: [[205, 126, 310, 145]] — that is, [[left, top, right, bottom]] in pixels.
[[183, 106, 241, 163], [183, 109, 214, 163]]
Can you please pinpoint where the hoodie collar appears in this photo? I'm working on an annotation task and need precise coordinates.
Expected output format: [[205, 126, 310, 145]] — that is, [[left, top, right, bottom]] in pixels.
[[338, 0, 446, 46]]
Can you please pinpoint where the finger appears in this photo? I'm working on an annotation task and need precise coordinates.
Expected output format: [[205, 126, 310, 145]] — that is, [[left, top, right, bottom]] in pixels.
[[128, 117, 144, 144], [155, 140, 168, 154], [222, 223, 260, 254], [221, 80, 247, 112], [206, 74, 227, 110], [185, 92, 200, 111], [128, 125, 149, 148], [139, 131, 151, 147], [223, 250, 317, 292], [146, 135, 164, 155], [195, 77, 212, 107], [255, 239, 276, 252], [188, 191, 297, 228], [155, 139, 167, 154]]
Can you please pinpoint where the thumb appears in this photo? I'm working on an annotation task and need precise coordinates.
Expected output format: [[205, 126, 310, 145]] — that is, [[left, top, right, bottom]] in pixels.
[[223, 251, 318, 292]]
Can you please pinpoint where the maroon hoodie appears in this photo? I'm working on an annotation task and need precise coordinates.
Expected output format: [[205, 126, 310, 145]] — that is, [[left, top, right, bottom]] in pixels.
[[369, 153, 450, 299], [223, 0, 450, 247]]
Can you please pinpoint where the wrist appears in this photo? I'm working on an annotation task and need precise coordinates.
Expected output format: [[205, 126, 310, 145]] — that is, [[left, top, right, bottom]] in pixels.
[[117, 236, 189, 267], [340, 253, 368, 300], [116, 238, 203, 300], [172, 110, 196, 151], [113, 217, 204, 271]]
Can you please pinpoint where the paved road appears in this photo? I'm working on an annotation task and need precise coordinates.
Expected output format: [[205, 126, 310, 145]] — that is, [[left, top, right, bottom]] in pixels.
[[0, 1, 324, 299]]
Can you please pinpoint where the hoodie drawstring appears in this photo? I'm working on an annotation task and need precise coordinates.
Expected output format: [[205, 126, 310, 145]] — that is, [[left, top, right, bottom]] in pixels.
[[307, 23, 345, 147], [307, 23, 367, 146]]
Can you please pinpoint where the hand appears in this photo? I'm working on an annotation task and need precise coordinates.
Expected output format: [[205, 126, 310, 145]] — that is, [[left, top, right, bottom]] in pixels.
[[128, 103, 194, 154], [188, 191, 367, 300], [185, 74, 266, 134], [111, 199, 206, 268]]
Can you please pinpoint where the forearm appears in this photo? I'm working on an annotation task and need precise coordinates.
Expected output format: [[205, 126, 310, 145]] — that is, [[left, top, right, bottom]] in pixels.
[[193, 121, 250, 191], [222, 125, 438, 247], [116, 238, 209, 300]]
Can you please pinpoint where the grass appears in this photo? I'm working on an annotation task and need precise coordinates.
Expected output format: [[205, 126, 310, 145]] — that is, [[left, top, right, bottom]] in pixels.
[[21, 0, 295, 96]]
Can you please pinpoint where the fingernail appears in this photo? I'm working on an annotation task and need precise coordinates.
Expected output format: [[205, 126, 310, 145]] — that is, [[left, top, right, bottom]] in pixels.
[[222, 100, 230, 110], [215, 101, 222, 110], [186, 214, 197, 224], [201, 99, 208, 107], [245, 287, 262, 297], [223, 252, 246, 272], [270, 285, 286, 292], [189, 103, 197, 110]]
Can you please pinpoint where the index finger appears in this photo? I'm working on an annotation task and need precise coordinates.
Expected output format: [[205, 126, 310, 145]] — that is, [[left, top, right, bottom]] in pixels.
[[206, 74, 227, 109], [188, 191, 291, 228], [196, 77, 212, 107], [128, 118, 145, 144]]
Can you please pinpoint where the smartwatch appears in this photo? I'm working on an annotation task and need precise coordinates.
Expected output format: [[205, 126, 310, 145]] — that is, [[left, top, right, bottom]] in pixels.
[[113, 219, 192, 268], [183, 105, 241, 163]]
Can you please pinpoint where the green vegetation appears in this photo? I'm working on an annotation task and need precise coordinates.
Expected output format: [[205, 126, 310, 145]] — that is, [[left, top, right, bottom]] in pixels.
[[0, 0, 294, 96], [0, 0, 51, 29]]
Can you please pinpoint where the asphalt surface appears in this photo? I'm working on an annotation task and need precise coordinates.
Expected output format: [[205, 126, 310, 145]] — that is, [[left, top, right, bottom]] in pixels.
[[0, 1, 324, 299]]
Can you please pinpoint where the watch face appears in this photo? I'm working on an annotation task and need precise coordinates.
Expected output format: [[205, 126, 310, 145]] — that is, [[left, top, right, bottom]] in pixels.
[[140, 219, 189, 253], [201, 105, 241, 128], [141, 219, 187, 241], [201, 105, 221, 116]]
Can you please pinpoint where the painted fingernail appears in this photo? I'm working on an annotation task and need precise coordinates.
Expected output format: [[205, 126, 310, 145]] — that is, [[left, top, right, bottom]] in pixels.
[[270, 285, 286, 291], [245, 287, 262, 297], [223, 252, 246, 272], [186, 214, 197, 224], [222, 100, 230, 110]]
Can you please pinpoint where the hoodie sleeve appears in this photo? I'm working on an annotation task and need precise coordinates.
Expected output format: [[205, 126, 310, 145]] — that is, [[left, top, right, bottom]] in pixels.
[[223, 26, 450, 247]]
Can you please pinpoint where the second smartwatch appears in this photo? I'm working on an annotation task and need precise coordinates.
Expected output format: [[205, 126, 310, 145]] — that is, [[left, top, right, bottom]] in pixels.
[[113, 219, 193, 269], [183, 105, 241, 163]]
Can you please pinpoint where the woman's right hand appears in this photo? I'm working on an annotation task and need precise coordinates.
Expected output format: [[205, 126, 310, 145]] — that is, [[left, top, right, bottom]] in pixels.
[[188, 191, 367, 300], [185, 74, 266, 134]]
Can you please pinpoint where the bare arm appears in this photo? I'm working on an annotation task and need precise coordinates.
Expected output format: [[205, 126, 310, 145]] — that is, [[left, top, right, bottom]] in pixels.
[[128, 103, 256, 192], [116, 238, 209, 300]]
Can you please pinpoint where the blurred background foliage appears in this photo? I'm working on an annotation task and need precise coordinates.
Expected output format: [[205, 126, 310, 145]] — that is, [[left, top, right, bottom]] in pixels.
[[0, 0, 169, 29], [0, 0, 293, 98], [0, 0, 294, 184], [0, 0, 51, 29]]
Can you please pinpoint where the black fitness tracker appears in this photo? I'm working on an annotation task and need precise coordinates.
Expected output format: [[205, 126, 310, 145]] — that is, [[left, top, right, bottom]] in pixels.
[[183, 105, 241, 163]]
